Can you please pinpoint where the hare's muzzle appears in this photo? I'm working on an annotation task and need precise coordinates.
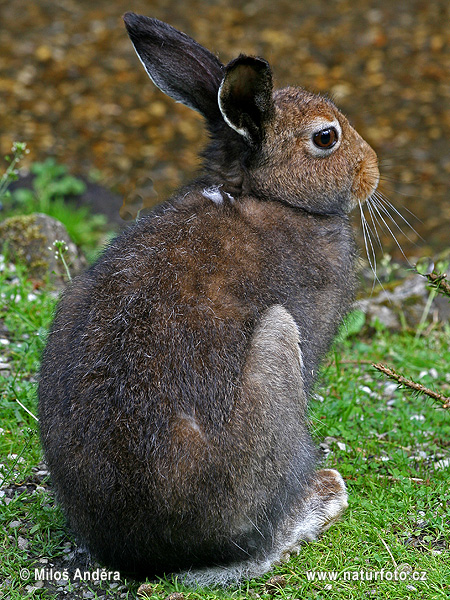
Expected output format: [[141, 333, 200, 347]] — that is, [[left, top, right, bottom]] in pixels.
[[351, 143, 379, 207]]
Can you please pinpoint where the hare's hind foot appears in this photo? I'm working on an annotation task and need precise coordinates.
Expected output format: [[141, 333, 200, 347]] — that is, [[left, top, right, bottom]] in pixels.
[[310, 468, 349, 533], [178, 470, 347, 587], [281, 468, 348, 555]]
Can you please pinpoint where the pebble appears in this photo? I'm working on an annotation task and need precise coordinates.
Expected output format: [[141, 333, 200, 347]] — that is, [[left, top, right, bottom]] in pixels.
[[9, 520, 21, 528], [17, 536, 29, 550], [7, 454, 26, 464]]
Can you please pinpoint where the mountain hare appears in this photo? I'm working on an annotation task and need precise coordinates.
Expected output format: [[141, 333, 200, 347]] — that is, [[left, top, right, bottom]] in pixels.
[[38, 13, 379, 586]]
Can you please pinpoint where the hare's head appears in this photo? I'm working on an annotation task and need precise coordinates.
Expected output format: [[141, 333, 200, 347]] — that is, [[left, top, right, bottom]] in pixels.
[[124, 13, 379, 216]]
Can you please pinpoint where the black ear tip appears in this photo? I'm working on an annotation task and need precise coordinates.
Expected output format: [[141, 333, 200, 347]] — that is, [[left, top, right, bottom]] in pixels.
[[123, 13, 169, 40], [123, 12, 138, 27], [225, 55, 272, 79]]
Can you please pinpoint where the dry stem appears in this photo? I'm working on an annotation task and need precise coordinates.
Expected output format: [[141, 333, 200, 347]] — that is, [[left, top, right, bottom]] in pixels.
[[373, 362, 450, 410]]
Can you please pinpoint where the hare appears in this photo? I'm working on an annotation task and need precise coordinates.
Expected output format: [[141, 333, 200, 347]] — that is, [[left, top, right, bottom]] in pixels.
[[38, 13, 379, 587]]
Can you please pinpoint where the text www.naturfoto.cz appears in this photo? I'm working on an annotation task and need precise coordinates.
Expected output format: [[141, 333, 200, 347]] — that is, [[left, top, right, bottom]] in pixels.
[[305, 569, 427, 583]]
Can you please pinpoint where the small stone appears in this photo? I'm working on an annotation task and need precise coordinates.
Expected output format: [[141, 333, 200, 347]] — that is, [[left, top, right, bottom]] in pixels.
[[383, 382, 398, 396], [9, 521, 21, 528], [17, 536, 29, 550], [7, 454, 25, 464], [265, 575, 287, 593], [434, 458, 450, 470], [137, 583, 155, 597]]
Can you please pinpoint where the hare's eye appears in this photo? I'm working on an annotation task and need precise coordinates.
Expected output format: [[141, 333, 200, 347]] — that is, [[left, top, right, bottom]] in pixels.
[[312, 127, 338, 149]]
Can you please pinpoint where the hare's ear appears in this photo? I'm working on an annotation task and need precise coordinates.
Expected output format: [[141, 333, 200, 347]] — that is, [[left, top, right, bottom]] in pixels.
[[218, 55, 274, 146], [123, 13, 224, 122]]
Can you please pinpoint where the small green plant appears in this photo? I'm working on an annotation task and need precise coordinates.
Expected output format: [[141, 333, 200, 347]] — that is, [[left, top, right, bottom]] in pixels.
[[12, 158, 87, 214], [50, 240, 72, 282], [0, 142, 29, 202]]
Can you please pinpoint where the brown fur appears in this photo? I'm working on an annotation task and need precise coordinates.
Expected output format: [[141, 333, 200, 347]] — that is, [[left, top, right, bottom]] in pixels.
[[38, 14, 379, 586]]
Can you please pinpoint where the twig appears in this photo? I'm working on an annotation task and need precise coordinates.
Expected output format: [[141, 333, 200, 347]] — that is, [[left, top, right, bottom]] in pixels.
[[373, 362, 450, 410]]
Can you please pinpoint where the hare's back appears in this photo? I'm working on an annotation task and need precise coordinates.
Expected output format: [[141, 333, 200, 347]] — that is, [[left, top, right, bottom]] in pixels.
[[40, 191, 352, 428]]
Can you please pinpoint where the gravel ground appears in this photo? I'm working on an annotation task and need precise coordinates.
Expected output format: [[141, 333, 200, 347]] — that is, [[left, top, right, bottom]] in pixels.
[[1, 0, 449, 257]]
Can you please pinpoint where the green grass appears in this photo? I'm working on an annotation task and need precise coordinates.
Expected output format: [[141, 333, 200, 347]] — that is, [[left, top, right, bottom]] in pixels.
[[0, 258, 449, 600]]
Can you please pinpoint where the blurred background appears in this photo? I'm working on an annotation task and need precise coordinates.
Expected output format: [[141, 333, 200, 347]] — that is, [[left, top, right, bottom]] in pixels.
[[1, 0, 449, 259]]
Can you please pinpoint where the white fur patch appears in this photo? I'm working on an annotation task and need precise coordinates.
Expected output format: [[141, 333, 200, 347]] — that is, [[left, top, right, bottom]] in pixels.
[[177, 469, 348, 587], [223, 190, 235, 202], [202, 186, 224, 205], [201, 186, 235, 205]]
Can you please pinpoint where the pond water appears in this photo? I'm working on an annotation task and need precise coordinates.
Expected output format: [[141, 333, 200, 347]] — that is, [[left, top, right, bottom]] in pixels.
[[1, 0, 449, 260]]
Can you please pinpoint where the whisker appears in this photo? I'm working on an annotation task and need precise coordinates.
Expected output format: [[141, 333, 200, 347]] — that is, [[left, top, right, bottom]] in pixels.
[[359, 201, 383, 290], [372, 197, 415, 242], [365, 199, 384, 252], [375, 190, 424, 227], [370, 199, 412, 264], [377, 175, 406, 184], [373, 193, 424, 244], [377, 186, 422, 200]]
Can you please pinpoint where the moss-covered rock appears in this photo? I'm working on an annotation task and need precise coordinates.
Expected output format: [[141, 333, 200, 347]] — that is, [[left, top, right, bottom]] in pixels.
[[0, 213, 86, 287]]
